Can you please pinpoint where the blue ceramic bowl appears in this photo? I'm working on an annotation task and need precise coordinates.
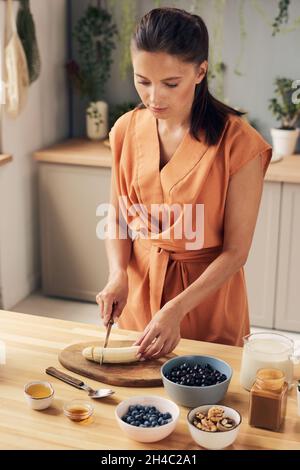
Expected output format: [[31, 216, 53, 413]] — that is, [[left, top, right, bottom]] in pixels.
[[161, 355, 232, 408]]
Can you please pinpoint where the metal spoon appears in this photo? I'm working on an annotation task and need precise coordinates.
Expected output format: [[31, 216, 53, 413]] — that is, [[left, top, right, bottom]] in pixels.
[[46, 367, 115, 399]]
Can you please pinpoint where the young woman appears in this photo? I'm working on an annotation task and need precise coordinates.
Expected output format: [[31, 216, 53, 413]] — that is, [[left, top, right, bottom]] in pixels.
[[96, 7, 272, 359]]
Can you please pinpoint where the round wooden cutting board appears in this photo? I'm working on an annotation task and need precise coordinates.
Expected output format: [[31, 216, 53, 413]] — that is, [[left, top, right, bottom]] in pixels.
[[59, 340, 175, 387]]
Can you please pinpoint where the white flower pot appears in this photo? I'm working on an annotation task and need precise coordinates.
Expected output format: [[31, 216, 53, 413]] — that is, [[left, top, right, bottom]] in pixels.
[[86, 101, 108, 140], [270, 128, 299, 162]]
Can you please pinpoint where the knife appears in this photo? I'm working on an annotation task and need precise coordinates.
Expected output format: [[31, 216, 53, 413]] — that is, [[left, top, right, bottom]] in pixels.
[[100, 304, 115, 366]]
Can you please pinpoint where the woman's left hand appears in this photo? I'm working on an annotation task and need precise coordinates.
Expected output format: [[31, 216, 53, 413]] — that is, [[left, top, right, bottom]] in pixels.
[[133, 303, 183, 359]]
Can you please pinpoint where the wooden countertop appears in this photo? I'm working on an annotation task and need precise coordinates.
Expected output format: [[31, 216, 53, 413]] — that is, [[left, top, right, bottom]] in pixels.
[[265, 155, 300, 184], [0, 154, 12, 166], [0, 310, 299, 450], [34, 138, 300, 184], [34, 139, 112, 168]]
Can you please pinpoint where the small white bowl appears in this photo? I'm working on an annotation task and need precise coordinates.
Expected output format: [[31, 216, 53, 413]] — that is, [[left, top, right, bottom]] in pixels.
[[187, 405, 241, 450], [24, 381, 54, 410], [115, 395, 180, 443]]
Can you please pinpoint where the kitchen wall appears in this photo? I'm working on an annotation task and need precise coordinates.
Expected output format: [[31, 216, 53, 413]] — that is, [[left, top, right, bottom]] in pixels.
[[71, 0, 300, 146], [0, 0, 69, 309]]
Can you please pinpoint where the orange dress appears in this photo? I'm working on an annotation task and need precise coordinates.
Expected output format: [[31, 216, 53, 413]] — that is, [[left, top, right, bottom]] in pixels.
[[108, 108, 272, 346]]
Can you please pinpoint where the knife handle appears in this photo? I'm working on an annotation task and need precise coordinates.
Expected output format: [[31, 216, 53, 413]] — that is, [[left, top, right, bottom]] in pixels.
[[46, 366, 85, 389]]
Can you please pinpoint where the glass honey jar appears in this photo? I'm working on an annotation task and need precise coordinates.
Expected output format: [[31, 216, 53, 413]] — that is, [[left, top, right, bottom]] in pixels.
[[249, 368, 288, 431]]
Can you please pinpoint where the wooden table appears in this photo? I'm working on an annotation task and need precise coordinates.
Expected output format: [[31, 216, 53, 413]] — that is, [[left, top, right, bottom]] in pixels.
[[0, 310, 299, 450]]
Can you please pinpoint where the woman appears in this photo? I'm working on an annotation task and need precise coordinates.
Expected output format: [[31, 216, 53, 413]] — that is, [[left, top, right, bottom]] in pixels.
[[96, 7, 272, 359]]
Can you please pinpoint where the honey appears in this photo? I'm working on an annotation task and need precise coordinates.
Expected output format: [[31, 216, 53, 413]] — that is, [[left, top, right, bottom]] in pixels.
[[63, 399, 94, 422], [67, 406, 91, 421], [26, 383, 52, 399]]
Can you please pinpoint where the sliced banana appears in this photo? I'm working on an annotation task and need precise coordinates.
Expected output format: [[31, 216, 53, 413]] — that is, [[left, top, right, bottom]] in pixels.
[[82, 345, 140, 364]]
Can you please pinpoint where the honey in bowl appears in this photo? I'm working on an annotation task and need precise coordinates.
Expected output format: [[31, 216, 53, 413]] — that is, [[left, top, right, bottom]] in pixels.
[[63, 399, 94, 422], [26, 383, 53, 399], [24, 380, 54, 410]]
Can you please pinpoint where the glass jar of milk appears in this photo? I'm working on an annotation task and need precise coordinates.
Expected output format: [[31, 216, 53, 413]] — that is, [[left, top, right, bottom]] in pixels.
[[240, 332, 298, 391]]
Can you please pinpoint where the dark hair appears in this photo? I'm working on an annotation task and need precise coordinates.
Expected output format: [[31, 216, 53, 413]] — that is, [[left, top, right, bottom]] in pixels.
[[131, 7, 246, 146]]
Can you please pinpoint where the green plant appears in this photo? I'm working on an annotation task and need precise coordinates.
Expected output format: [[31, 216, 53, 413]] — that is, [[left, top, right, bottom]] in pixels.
[[67, 5, 117, 102], [107, 0, 137, 80], [269, 78, 300, 129], [272, 0, 290, 35], [251, 0, 300, 35], [86, 103, 104, 132], [109, 101, 137, 129], [234, 0, 247, 76]]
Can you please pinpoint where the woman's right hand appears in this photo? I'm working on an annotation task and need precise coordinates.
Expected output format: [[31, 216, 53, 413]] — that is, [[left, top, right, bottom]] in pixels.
[[96, 270, 129, 327]]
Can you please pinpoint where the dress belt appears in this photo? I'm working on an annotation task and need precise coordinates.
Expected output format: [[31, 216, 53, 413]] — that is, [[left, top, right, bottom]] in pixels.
[[135, 237, 223, 314]]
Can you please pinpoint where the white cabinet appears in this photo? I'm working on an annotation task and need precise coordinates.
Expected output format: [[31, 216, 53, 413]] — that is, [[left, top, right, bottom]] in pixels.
[[245, 181, 300, 332], [245, 182, 281, 328], [39, 162, 111, 301], [275, 184, 300, 332]]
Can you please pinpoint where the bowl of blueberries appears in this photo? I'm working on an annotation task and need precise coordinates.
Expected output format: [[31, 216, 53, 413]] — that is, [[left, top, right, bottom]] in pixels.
[[161, 355, 232, 408], [115, 395, 180, 443]]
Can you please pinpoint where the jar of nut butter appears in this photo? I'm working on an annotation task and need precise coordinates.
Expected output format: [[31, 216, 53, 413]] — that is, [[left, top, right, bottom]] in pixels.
[[249, 368, 288, 431]]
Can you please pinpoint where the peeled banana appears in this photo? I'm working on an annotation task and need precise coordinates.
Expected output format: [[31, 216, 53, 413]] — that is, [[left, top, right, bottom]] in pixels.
[[82, 345, 139, 364]]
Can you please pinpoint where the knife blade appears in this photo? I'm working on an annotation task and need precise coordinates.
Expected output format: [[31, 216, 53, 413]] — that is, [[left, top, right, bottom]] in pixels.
[[100, 305, 115, 366]]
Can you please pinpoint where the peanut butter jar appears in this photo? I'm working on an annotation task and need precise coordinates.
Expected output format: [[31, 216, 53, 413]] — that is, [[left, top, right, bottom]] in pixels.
[[249, 368, 288, 432]]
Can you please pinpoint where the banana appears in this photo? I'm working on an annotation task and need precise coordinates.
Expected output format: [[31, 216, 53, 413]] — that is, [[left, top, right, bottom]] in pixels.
[[82, 345, 140, 364]]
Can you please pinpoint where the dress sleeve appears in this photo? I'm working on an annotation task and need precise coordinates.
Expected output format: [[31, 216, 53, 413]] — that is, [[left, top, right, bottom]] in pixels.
[[108, 110, 134, 165], [228, 118, 273, 178]]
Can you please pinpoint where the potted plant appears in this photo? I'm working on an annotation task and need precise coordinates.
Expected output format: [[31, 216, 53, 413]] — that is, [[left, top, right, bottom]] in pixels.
[[66, 5, 117, 140], [269, 77, 300, 162]]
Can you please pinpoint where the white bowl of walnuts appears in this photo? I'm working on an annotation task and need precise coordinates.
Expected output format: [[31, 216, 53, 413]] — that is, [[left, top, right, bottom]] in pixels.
[[187, 405, 242, 450]]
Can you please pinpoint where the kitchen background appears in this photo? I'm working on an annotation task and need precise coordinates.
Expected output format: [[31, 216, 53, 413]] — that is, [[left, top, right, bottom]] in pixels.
[[0, 0, 299, 342]]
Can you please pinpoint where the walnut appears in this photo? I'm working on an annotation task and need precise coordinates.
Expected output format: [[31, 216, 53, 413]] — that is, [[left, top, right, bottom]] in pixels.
[[195, 411, 206, 421], [200, 417, 217, 432], [191, 407, 237, 433], [193, 419, 203, 430], [207, 406, 225, 423]]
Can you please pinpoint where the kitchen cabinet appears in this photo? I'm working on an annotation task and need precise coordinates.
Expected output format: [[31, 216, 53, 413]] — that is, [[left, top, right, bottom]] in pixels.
[[275, 183, 300, 332], [244, 182, 281, 328], [35, 140, 112, 302], [245, 156, 300, 332]]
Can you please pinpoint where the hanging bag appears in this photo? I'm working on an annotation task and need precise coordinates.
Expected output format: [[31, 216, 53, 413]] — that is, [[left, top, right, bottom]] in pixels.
[[4, 0, 29, 118]]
